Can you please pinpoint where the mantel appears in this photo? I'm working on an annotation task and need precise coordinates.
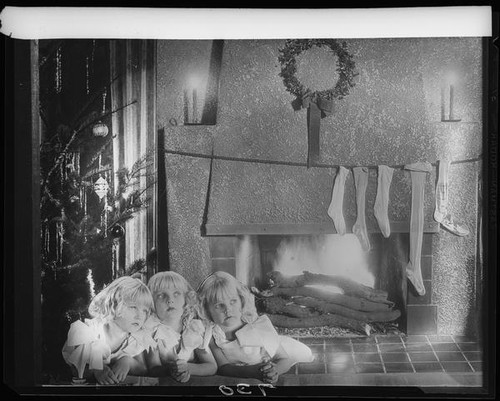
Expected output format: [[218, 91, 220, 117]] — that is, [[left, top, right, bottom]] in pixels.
[[204, 221, 439, 236]]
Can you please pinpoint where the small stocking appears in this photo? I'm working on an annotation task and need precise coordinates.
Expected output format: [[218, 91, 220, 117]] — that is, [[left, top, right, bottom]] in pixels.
[[434, 159, 469, 236], [405, 162, 432, 296], [374, 165, 394, 238], [328, 166, 349, 235], [352, 167, 371, 251]]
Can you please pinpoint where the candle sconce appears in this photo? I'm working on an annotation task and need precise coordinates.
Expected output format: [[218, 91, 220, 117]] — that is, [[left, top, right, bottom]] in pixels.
[[440, 74, 461, 122], [183, 40, 224, 126]]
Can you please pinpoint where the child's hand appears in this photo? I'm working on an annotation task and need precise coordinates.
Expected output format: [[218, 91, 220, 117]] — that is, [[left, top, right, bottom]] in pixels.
[[112, 356, 132, 382], [167, 358, 190, 382], [93, 365, 119, 385], [260, 360, 278, 384]]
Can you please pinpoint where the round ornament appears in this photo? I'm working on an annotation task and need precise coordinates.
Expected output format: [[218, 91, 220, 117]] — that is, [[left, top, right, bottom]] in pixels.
[[278, 39, 357, 102], [109, 224, 125, 239], [92, 121, 109, 137]]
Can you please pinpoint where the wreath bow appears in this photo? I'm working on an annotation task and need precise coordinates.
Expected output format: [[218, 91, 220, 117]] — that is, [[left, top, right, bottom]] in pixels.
[[301, 91, 334, 118]]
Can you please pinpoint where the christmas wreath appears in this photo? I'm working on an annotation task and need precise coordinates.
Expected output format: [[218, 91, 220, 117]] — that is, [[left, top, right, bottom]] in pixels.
[[278, 39, 357, 102]]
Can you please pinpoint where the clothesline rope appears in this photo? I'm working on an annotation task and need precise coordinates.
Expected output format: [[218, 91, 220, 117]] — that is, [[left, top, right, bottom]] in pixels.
[[164, 149, 482, 169]]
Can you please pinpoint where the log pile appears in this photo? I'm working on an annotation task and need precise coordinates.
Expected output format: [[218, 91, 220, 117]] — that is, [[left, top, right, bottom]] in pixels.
[[257, 271, 401, 336]]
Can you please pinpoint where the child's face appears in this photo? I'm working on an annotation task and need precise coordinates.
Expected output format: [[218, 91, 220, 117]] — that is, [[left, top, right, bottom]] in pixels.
[[207, 286, 243, 331], [114, 302, 149, 333], [153, 285, 185, 322]]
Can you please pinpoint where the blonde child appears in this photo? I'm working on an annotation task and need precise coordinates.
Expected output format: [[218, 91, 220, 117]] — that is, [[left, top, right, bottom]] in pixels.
[[197, 271, 314, 384], [144, 271, 217, 382], [62, 276, 155, 385]]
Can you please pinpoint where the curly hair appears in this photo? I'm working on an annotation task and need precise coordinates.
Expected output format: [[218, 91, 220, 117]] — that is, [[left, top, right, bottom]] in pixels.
[[197, 271, 258, 324], [147, 271, 201, 333], [88, 276, 154, 321]]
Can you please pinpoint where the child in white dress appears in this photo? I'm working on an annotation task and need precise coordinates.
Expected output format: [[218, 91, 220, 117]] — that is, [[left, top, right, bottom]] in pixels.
[[197, 271, 313, 384], [61, 276, 155, 384], [144, 271, 217, 382]]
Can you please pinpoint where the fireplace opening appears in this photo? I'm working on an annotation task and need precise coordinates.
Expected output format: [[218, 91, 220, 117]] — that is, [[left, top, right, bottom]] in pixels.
[[209, 233, 417, 336]]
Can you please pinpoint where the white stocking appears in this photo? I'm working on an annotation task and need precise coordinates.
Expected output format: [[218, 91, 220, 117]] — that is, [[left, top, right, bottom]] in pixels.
[[352, 167, 370, 252], [328, 166, 349, 235], [374, 165, 394, 238]]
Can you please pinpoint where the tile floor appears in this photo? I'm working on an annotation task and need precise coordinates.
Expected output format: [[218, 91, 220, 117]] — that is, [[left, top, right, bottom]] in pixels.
[[290, 334, 483, 376]]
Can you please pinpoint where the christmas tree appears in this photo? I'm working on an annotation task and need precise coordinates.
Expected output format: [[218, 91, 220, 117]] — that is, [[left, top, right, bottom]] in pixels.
[[38, 39, 156, 383]]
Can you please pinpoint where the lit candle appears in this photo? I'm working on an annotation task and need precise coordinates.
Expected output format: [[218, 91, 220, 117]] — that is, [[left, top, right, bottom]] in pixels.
[[192, 88, 198, 123], [183, 89, 189, 123], [449, 84, 454, 120], [440, 86, 445, 121]]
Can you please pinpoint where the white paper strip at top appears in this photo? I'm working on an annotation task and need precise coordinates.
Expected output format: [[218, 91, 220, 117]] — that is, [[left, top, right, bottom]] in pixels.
[[0, 6, 493, 40]]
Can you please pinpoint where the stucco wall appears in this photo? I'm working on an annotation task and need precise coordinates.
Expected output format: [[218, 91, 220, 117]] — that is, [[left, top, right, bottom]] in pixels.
[[156, 38, 482, 335]]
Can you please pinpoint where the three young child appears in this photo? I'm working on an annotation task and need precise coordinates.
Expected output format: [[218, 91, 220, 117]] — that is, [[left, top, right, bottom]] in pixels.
[[62, 271, 313, 385]]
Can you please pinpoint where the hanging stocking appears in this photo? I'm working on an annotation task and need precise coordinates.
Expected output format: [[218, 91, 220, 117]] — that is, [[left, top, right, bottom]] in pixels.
[[328, 166, 349, 235], [374, 165, 394, 238], [404, 162, 432, 296], [352, 167, 371, 251], [434, 159, 469, 236]]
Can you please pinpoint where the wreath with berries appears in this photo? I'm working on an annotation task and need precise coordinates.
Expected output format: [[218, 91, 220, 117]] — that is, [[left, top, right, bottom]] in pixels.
[[278, 39, 357, 102]]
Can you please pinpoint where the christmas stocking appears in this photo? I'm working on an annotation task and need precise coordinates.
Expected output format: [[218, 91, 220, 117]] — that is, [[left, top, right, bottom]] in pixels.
[[404, 162, 433, 296], [328, 166, 349, 235], [352, 167, 371, 251], [374, 165, 394, 238], [434, 159, 469, 236]]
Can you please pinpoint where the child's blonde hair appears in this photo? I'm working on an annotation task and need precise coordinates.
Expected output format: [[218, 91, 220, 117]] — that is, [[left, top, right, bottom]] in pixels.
[[88, 276, 154, 321], [147, 271, 200, 332], [197, 271, 258, 324]]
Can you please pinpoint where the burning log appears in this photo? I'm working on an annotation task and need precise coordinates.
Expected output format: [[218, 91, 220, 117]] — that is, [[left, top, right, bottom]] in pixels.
[[292, 296, 401, 322], [266, 286, 394, 312], [267, 313, 371, 336], [268, 271, 390, 304]]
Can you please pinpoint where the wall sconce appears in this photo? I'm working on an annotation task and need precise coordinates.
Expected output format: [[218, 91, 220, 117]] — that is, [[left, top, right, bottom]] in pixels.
[[182, 40, 224, 126], [441, 71, 461, 122]]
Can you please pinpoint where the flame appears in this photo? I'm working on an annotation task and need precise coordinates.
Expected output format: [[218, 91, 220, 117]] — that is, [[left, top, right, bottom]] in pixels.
[[272, 234, 375, 288]]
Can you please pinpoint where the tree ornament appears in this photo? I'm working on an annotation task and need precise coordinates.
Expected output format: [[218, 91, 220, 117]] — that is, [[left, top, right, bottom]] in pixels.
[[92, 121, 109, 137], [93, 176, 109, 199], [109, 224, 125, 239]]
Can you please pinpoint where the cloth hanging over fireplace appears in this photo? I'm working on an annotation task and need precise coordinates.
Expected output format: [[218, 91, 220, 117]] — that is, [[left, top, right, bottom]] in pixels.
[[204, 159, 438, 236]]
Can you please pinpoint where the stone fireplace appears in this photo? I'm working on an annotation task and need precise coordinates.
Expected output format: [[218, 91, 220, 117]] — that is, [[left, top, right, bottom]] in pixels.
[[207, 231, 437, 335]]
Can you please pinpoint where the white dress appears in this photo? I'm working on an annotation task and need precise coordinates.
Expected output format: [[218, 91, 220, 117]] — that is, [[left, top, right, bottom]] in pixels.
[[210, 314, 314, 365], [144, 315, 211, 362], [61, 317, 155, 378]]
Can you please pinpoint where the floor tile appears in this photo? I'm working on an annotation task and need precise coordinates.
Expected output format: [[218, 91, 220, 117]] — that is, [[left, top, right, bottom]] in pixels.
[[352, 343, 378, 352], [435, 351, 466, 362], [326, 363, 357, 375], [378, 343, 406, 352], [462, 351, 482, 361], [299, 337, 325, 345], [427, 335, 453, 342], [402, 334, 428, 343], [456, 342, 482, 352], [407, 352, 438, 362], [452, 335, 477, 343], [431, 342, 460, 352], [412, 362, 443, 372], [351, 337, 377, 344], [384, 363, 414, 373], [404, 343, 433, 352], [325, 343, 352, 353], [375, 335, 403, 343], [354, 363, 385, 373], [297, 363, 326, 375], [381, 352, 410, 363], [440, 361, 473, 373], [325, 352, 354, 364], [469, 361, 483, 371], [354, 353, 382, 363]]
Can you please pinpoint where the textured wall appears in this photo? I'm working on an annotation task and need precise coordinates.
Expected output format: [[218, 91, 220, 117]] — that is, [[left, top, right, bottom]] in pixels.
[[156, 38, 482, 334]]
